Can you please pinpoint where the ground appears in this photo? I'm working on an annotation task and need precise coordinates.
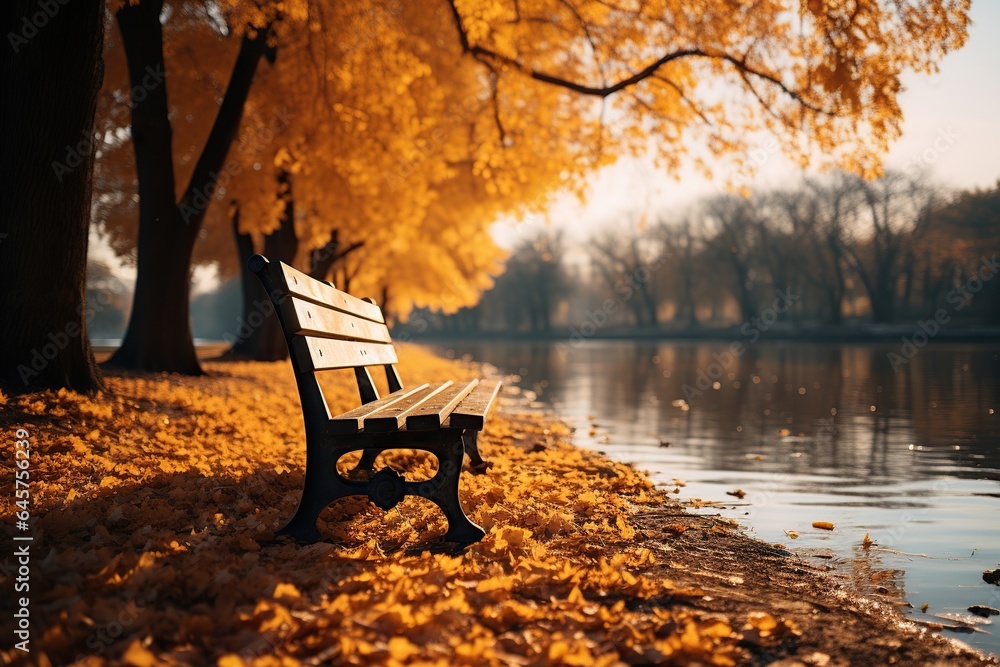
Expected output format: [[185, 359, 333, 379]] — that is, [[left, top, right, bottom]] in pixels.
[[0, 345, 995, 666]]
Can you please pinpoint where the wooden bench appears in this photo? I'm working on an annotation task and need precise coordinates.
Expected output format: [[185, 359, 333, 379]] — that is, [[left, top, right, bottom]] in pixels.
[[248, 254, 500, 544]]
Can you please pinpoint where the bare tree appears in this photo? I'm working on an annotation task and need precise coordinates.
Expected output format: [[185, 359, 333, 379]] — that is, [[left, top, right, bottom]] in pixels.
[[701, 195, 760, 323], [588, 220, 665, 327], [842, 172, 936, 323], [775, 176, 854, 324]]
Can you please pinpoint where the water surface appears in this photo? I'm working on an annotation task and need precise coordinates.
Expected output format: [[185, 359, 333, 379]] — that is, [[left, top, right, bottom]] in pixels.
[[437, 339, 1000, 656]]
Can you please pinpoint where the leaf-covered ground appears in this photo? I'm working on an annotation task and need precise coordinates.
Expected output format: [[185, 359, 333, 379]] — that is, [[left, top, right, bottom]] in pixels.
[[1, 346, 994, 666]]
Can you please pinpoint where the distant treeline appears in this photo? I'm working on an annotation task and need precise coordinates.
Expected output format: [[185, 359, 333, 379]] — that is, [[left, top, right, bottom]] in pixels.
[[417, 172, 1000, 336], [87, 172, 999, 344]]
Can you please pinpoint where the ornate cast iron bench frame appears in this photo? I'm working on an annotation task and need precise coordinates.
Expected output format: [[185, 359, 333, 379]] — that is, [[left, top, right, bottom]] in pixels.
[[248, 254, 500, 544]]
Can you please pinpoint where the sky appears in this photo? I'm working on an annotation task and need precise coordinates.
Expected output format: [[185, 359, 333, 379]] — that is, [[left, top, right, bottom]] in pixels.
[[493, 1, 1000, 247]]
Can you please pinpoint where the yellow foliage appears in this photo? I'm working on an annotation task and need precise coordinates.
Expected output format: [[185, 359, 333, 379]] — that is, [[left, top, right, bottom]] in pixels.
[[93, 0, 970, 319]]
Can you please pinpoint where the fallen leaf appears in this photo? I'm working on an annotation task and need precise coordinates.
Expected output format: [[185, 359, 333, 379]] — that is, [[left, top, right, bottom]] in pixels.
[[968, 605, 999, 617], [388, 636, 420, 660], [273, 582, 301, 599], [122, 640, 157, 667]]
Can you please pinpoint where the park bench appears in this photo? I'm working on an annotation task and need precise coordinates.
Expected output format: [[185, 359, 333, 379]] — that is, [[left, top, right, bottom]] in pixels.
[[248, 254, 500, 544]]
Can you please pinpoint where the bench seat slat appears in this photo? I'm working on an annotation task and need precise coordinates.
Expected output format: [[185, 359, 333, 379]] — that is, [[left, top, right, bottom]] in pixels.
[[447, 380, 502, 430], [329, 383, 433, 434], [292, 337, 398, 372], [283, 297, 391, 343], [272, 262, 385, 323], [363, 381, 455, 433], [405, 380, 481, 431]]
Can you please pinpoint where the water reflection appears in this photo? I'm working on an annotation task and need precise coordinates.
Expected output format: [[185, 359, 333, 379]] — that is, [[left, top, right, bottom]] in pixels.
[[458, 341, 1000, 481], [438, 339, 1000, 656]]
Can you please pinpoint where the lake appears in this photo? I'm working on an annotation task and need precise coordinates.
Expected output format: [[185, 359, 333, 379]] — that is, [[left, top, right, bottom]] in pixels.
[[434, 339, 1000, 657]]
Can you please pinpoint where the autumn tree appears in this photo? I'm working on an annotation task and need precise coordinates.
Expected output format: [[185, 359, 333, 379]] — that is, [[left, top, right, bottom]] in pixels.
[[914, 181, 1000, 319], [97, 0, 276, 374], [1, 0, 105, 391], [90, 0, 970, 372], [94, 1, 541, 365]]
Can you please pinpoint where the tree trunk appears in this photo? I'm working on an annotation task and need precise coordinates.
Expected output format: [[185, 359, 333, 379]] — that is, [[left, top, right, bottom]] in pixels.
[[728, 258, 754, 323], [107, 2, 271, 373], [639, 283, 658, 327], [0, 0, 105, 392], [379, 284, 393, 328], [106, 0, 200, 373], [827, 237, 845, 325], [221, 198, 292, 361], [680, 241, 698, 327], [308, 229, 364, 284]]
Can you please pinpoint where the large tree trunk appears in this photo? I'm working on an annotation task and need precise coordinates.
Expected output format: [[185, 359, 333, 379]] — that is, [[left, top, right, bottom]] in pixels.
[[106, 0, 200, 373], [0, 0, 105, 392], [107, 1, 271, 373]]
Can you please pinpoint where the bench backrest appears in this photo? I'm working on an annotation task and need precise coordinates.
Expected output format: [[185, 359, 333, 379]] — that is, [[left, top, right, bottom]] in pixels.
[[248, 255, 403, 423]]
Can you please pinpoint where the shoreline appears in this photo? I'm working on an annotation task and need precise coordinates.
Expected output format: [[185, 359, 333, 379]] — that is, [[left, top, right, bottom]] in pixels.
[[497, 394, 999, 666], [394, 325, 1000, 345], [1, 346, 995, 665]]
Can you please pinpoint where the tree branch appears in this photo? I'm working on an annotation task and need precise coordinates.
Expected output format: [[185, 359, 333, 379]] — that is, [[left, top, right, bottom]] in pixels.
[[178, 24, 272, 218], [445, 0, 832, 115]]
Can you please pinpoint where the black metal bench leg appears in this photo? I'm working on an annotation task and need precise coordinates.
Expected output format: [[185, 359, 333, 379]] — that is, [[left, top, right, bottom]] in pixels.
[[347, 448, 379, 480], [278, 448, 346, 543], [428, 435, 485, 543], [462, 430, 491, 474]]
